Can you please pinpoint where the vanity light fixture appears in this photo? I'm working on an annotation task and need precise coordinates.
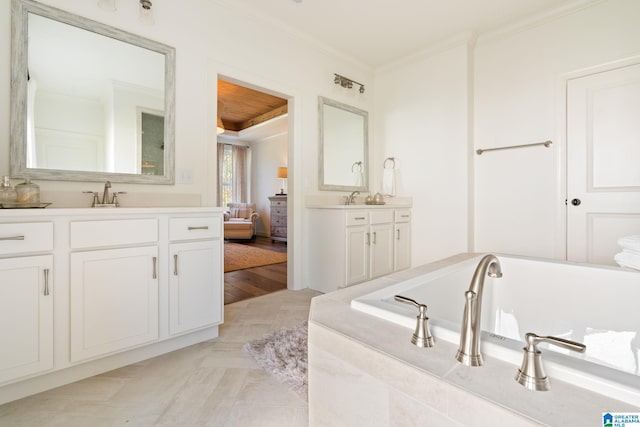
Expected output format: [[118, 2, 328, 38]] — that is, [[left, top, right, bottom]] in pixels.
[[334, 73, 365, 94]]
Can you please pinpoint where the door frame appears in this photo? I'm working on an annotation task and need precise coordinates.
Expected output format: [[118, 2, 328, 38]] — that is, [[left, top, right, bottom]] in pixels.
[[207, 60, 304, 291], [555, 55, 640, 260]]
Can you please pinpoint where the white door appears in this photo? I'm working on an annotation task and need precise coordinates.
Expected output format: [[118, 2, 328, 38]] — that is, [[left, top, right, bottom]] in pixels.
[[567, 62, 640, 265], [169, 240, 222, 335], [395, 222, 411, 271], [346, 225, 368, 285], [369, 222, 394, 279], [70, 246, 159, 362], [0, 256, 53, 383]]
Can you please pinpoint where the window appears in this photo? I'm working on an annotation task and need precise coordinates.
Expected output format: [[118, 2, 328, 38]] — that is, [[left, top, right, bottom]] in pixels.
[[217, 143, 249, 207]]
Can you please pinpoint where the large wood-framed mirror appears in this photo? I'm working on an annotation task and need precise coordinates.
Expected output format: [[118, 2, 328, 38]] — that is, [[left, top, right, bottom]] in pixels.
[[10, 0, 175, 184], [318, 96, 368, 192]]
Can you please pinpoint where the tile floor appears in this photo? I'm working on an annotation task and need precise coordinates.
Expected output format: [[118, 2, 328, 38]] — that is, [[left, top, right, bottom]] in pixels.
[[0, 289, 321, 427]]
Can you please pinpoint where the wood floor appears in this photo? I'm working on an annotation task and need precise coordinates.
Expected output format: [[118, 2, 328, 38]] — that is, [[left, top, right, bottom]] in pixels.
[[224, 236, 287, 305]]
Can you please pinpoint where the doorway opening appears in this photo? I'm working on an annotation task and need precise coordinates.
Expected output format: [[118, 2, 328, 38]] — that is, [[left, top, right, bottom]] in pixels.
[[216, 78, 291, 304]]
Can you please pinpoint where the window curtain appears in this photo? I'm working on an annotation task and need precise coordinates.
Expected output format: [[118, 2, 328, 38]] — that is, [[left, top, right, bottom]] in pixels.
[[232, 145, 247, 203], [216, 143, 225, 206]]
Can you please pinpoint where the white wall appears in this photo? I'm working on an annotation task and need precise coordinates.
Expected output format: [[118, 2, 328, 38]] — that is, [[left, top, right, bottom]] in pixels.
[[374, 41, 472, 266], [0, 0, 373, 290], [249, 132, 288, 237], [473, 0, 640, 259]]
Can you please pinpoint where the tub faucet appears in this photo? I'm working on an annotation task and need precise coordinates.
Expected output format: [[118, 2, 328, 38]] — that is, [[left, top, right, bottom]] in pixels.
[[455, 254, 503, 367]]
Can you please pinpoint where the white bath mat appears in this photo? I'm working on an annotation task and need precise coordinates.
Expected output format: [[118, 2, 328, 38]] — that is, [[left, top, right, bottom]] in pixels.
[[242, 322, 308, 400]]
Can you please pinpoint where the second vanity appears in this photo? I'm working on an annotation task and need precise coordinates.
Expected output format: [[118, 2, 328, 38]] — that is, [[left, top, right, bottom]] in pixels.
[[307, 204, 412, 293], [0, 207, 223, 404]]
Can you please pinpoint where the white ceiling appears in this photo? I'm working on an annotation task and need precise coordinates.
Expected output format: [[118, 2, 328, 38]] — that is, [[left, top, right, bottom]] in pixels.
[[223, 0, 586, 68]]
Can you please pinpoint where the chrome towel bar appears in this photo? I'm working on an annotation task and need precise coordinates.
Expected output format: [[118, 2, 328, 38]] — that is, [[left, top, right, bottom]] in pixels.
[[476, 140, 552, 155]]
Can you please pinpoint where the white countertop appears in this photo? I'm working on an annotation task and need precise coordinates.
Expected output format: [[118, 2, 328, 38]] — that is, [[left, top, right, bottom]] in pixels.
[[0, 206, 223, 218], [306, 203, 412, 209]]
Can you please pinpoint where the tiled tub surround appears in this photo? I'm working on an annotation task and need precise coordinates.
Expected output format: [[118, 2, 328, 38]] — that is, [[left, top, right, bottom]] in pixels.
[[308, 254, 640, 427]]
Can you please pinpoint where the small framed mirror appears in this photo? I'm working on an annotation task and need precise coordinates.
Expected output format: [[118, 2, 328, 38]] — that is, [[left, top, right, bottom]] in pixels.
[[10, 0, 175, 184], [318, 96, 368, 192]]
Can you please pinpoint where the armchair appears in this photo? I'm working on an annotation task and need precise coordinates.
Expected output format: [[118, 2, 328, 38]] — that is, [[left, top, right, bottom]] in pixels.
[[224, 202, 259, 240]]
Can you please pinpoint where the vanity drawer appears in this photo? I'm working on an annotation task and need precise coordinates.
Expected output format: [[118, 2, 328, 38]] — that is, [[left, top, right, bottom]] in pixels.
[[346, 211, 369, 226], [70, 219, 158, 249], [0, 222, 53, 255], [395, 209, 412, 223], [169, 216, 221, 241], [370, 210, 394, 224]]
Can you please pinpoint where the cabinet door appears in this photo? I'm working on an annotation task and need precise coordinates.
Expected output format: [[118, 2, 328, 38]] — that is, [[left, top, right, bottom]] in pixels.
[[369, 222, 394, 279], [169, 240, 222, 335], [70, 246, 159, 362], [346, 225, 369, 285], [0, 255, 53, 384], [395, 222, 411, 271]]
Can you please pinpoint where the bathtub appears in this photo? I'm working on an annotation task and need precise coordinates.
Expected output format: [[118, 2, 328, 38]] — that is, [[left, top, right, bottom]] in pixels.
[[351, 254, 640, 406]]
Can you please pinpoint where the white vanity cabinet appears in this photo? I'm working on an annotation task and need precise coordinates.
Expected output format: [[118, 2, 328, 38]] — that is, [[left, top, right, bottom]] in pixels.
[[168, 216, 223, 335], [345, 211, 394, 286], [308, 206, 411, 293], [0, 208, 223, 405], [0, 223, 54, 384], [69, 219, 159, 362]]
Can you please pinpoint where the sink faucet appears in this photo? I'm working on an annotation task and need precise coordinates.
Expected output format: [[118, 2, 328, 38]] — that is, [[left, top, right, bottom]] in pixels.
[[102, 181, 112, 204], [345, 191, 360, 205], [455, 254, 503, 367]]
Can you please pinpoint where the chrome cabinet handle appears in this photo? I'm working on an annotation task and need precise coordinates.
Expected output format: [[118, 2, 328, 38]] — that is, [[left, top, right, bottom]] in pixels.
[[187, 226, 209, 230], [366, 232, 370, 245], [401, 214, 410, 218], [152, 257, 157, 279], [354, 216, 366, 220], [173, 254, 178, 276], [397, 229, 400, 240], [373, 231, 377, 244], [0, 235, 25, 241], [43, 268, 50, 296]]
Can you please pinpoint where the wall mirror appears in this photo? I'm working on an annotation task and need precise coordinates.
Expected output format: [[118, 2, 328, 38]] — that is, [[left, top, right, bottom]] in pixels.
[[10, 0, 175, 184], [318, 96, 368, 192]]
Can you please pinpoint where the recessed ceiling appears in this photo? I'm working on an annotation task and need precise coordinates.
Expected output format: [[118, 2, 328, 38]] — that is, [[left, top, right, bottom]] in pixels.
[[223, 0, 588, 67], [217, 80, 288, 132]]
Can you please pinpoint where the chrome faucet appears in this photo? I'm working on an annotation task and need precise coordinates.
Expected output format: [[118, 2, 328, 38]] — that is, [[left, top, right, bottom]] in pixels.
[[83, 181, 125, 207], [345, 191, 360, 205], [102, 181, 112, 205], [455, 254, 503, 366]]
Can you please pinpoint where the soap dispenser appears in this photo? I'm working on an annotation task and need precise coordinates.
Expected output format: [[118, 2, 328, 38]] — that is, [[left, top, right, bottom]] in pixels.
[[0, 176, 18, 204]]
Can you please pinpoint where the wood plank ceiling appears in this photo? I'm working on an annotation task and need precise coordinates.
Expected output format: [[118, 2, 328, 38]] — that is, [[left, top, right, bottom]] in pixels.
[[217, 80, 288, 132]]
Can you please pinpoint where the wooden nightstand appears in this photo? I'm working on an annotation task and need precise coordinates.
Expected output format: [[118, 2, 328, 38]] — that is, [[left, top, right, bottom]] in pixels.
[[268, 195, 287, 243]]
